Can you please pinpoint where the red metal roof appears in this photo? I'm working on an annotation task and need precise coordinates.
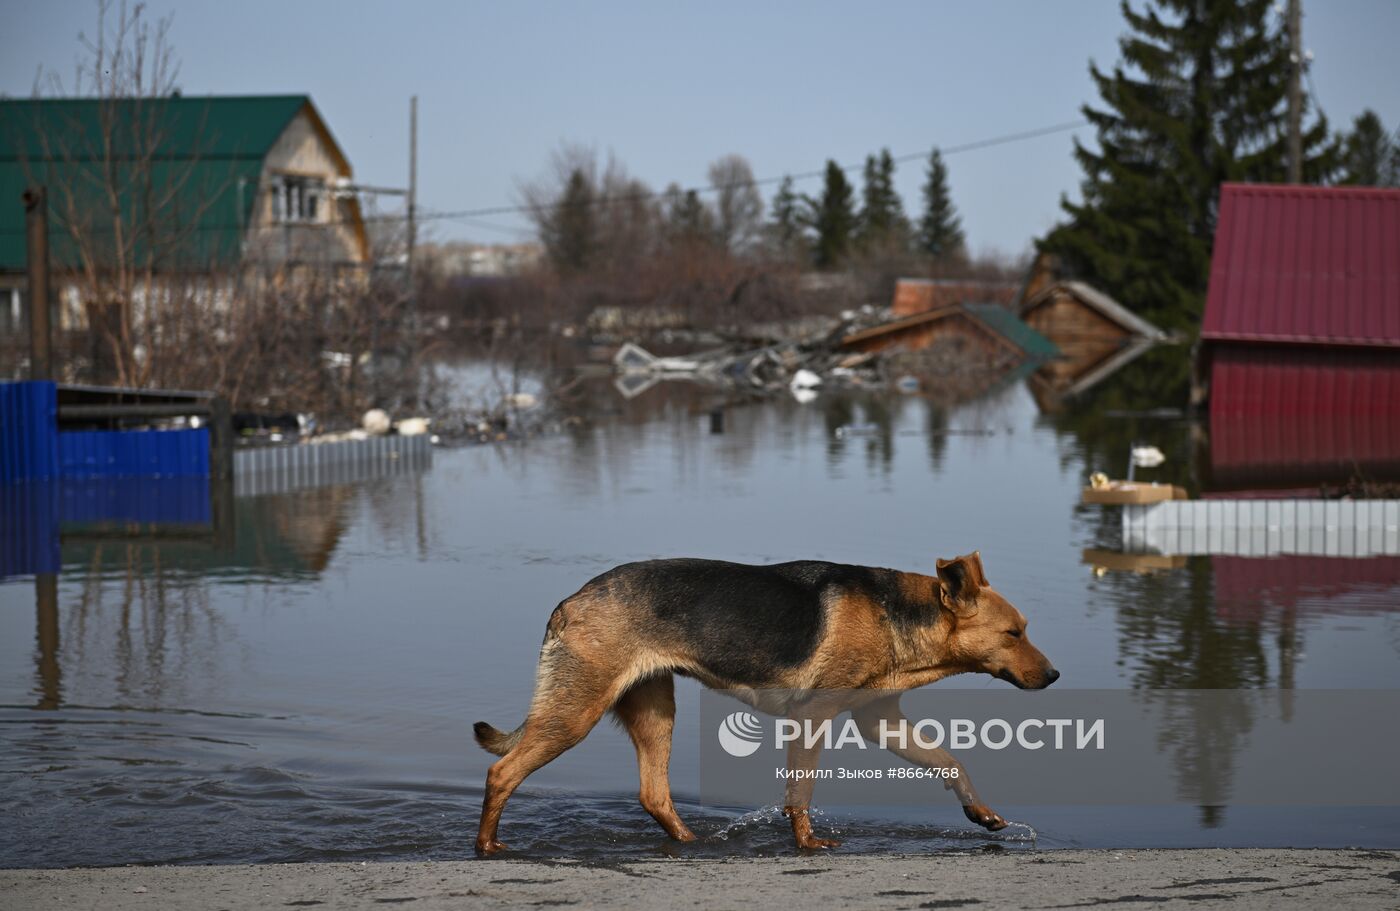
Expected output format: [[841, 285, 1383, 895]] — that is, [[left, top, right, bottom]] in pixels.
[[1202, 183, 1400, 347]]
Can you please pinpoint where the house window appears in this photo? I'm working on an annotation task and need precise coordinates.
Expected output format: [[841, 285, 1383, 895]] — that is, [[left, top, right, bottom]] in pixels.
[[271, 176, 325, 223]]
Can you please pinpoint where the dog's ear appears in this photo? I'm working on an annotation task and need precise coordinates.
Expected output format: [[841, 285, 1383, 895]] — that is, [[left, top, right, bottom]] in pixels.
[[936, 553, 984, 617], [965, 550, 989, 587]]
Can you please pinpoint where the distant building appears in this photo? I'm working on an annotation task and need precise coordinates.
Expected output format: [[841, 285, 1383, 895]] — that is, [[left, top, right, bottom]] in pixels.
[[890, 278, 1019, 317], [840, 300, 1058, 365], [0, 94, 370, 332], [421, 242, 543, 279], [1199, 183, 1400, 490]]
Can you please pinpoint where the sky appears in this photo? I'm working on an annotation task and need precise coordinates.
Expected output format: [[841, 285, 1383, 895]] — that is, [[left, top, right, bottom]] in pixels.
[[6, 1, 1399, 256]]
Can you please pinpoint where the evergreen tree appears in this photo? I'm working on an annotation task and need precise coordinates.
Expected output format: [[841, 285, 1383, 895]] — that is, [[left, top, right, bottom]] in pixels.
[[545, 168, 596, 274], [662, 183, 715, 247], [1039, 0, 1337, 331], [917, 147, 964, 259], [858, 148, 907, 249], [804, 161, 858, 268], [769, 175, 806, 255], [1340, 110, 1400, 187]]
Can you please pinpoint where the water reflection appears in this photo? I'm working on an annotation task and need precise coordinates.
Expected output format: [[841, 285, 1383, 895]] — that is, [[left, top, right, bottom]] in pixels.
[[2, 343, 1398, 864], [1040, 342, 1400, 825], [34, 574, 59, 710]]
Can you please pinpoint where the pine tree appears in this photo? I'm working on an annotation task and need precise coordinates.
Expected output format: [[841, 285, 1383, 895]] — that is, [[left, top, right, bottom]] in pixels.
[[662, 184, 715, 247], [917, 147, 964, 259], [1340, 110, 1400, 187], [546, 168, 596, 274], [858, 148, 907, 249], [769, 175, 806, 255], [1039, 0, 1337, 331], [805, 161, 857, 268]]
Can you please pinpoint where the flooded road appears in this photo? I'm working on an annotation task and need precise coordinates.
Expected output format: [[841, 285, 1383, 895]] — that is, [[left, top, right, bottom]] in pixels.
[[3, 352, 1399, 865]]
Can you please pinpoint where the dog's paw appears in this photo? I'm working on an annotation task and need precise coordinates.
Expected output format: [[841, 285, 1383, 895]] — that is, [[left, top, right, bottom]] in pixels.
[[475, 839, 508, 856], [963, 804, 1008, 831], [795, 835, 841, 850]]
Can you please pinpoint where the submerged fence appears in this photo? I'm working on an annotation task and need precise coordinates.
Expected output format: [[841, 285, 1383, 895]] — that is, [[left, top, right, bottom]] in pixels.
[[3, 378, 435, 577], [234, 435, 432, 497], [1122, 499, 1400, 558]]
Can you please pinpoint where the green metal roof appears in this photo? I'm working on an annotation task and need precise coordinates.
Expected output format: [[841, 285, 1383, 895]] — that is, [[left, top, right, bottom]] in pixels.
[[0, 95, 325, 271], [963, 302, 1061, 362]]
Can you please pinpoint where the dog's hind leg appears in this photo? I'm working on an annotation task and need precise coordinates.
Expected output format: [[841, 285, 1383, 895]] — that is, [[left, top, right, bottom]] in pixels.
[[783, 696, 846, 850], [475, 655, 618, 856], [613, 674, 695, 842]]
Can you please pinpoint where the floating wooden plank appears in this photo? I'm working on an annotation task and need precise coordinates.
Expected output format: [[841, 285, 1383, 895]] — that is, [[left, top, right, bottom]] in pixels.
[[1081, 481, 1188, 505]]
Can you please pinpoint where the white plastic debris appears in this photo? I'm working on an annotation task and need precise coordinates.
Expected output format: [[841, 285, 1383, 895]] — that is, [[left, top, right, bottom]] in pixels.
[[362, 408, 391, 436], [789, 369, 822, 390], [394, 417, 431, 437], [1131, 445, 1166, 468]]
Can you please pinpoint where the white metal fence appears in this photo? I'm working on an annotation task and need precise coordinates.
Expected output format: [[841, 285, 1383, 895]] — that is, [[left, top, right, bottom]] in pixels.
[[233, 436, 432, 497], [1122, 499, 1400, 557]]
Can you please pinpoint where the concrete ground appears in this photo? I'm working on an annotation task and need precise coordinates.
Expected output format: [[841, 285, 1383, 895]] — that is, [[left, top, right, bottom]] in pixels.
[[4, 850, 1399, 910]]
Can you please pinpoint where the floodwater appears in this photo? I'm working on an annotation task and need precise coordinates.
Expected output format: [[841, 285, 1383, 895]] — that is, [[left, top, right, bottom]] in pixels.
[[2, 346, 1399, 866]]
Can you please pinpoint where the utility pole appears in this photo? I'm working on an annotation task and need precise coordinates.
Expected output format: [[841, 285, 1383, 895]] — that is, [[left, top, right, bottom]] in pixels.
[[1286, 0, 1303, 184], [23, 187, 52, 381], [407, 95, 418, 291]]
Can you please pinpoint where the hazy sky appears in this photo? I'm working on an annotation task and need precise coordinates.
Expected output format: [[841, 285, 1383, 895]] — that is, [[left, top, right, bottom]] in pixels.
[[7, 1, 1399, 255]]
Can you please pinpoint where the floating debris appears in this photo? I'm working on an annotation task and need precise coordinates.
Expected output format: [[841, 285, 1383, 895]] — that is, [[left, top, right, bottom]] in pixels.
[[1130, 445, 1166, 468], [394, 417, 432, 437], [362, 408, 391, 436]]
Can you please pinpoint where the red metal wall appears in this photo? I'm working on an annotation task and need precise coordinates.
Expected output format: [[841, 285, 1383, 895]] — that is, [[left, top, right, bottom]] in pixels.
[[1209, 345, 1400, 488]]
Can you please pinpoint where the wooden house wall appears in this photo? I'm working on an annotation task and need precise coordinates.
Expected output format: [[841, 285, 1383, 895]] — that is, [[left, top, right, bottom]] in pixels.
[[1023, 289, 1129, 386]]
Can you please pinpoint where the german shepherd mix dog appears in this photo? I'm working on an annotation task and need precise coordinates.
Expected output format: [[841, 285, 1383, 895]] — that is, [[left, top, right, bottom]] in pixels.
[[473, 552, 1058, 854]]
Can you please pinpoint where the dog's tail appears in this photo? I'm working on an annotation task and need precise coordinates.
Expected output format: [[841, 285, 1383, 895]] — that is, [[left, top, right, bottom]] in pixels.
[[473, 720, 524, 757], [475, 598, 578, 758]]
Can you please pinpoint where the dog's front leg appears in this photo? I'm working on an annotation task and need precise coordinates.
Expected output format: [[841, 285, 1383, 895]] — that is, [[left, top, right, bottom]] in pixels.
[[782, 707, 841, 850], [852, 697, 1008, 832]]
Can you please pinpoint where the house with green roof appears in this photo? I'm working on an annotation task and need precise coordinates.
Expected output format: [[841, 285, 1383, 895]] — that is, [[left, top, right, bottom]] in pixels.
[[0, 94, 369, 333]]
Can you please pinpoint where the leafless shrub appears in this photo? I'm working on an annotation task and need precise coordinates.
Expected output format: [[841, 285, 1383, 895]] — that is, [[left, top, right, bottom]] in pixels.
[[708, 155, 764, 255]]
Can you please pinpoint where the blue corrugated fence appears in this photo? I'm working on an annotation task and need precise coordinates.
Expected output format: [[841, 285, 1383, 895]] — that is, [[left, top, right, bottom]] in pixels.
[[58, 428, 209, 478], [0, 381, 59, 482], [1, 381, 210, 480]]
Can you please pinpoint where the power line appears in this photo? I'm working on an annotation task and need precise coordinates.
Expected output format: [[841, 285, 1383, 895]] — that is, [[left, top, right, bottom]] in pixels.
[[0, 118, 1089, 236], [408, 119, 1089, 224], [440, 216, 535, 237]]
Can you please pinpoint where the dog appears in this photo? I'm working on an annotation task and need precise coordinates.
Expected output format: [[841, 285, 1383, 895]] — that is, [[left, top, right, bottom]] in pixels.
[[473, 551, 1058, 854]]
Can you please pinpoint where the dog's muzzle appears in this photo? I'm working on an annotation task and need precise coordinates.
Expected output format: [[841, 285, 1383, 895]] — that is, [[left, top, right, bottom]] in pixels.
[[999, 667, 1060, 689]]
